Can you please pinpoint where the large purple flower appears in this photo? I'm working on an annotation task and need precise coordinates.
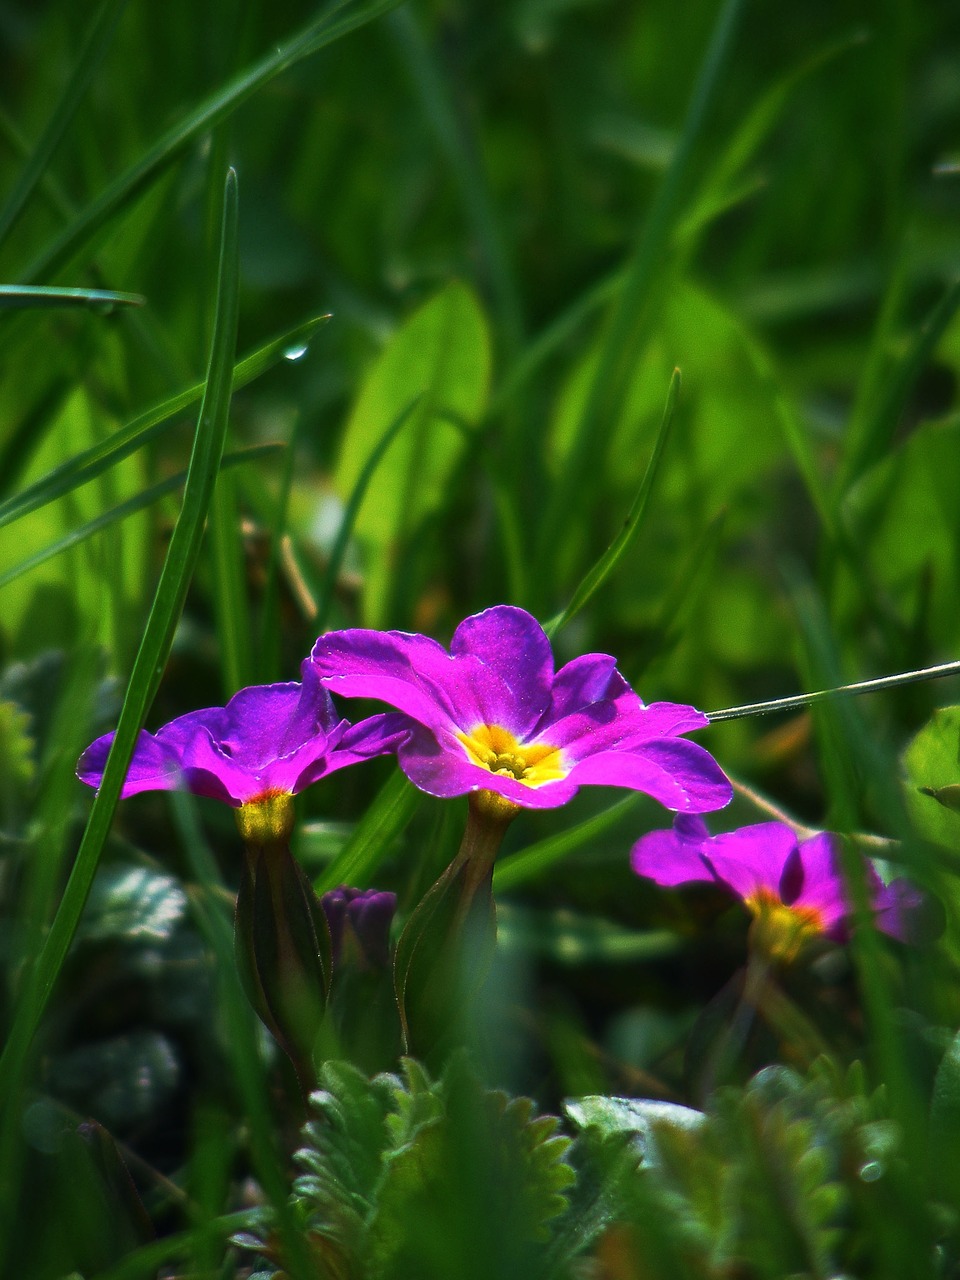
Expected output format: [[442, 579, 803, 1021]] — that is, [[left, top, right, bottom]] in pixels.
[[77, 660, 407, 811], [631, 815, 921, 960], [309, 605, 731, 814]]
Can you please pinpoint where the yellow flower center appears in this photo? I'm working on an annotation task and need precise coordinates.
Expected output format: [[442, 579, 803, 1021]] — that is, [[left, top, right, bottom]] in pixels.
[[235, 790, 295, 845], [456, 723, 566, 788], [744, 887, 825, 963]]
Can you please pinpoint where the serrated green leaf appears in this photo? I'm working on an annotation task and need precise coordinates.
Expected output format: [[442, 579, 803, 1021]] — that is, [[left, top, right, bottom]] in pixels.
[[75, 863, 188, 945]]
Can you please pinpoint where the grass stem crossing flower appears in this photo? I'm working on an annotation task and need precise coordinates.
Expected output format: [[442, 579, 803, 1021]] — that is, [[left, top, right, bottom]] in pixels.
[[310, 606, 732, 815]]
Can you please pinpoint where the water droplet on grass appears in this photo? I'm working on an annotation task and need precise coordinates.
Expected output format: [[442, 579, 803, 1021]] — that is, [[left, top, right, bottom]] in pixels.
[[283, 342, 309, 361]]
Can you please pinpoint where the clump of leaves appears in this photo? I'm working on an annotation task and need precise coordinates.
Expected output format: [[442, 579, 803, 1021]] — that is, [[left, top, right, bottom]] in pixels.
[[239, 1055, 576, 1280], [566, 1058, 905, 1279]]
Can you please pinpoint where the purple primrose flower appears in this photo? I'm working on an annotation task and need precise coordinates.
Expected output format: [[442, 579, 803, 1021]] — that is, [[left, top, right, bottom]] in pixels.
[[77, 660, 407, 811], [631, 815, 921, 961], [310, 605, 732, 815]]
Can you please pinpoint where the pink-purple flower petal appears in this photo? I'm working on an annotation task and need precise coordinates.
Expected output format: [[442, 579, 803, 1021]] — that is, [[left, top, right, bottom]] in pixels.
[[311, 605, 730, 815], [77, 661, 403, 808], [631, 816, 927, 947]]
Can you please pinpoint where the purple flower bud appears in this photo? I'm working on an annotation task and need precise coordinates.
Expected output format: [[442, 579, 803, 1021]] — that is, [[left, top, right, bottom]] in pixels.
[[321, 886, 397, 970]]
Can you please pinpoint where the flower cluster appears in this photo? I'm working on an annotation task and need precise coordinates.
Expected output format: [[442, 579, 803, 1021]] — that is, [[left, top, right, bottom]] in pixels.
[[78, 604, 922, 959], [78, 606, 732, 824]]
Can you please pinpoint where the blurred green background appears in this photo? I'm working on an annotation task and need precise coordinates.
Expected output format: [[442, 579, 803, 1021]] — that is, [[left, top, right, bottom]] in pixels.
[[3, 0, 960, 1274]]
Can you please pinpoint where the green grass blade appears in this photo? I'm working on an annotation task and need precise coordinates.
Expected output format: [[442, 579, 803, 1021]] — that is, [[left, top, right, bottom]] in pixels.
[[313, 769, 422, 894], [0, 0, 129, 251], [19, 0, 401, 285], [0, 284, 144, 311], [388, 7, 523, 355], [0, 313, 328, 525], [493, 794, 647, 893], [839, 275, 960, 491], [314, 394, 422, 633], [535, 0, 746, 572], [544, 369, 681, 639], [0, 166, 240, 1120], [209, 466, 254, 696], [0, 444, 279, 591]]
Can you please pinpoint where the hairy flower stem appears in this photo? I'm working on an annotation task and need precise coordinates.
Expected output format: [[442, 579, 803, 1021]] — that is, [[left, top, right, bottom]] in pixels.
[[393, 794, 516, 1062], [453, 792, 518, 928]]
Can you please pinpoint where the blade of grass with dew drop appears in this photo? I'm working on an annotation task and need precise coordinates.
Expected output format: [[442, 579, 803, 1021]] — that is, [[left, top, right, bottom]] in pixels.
[[0, 444, 279, 590], [0, 0, 129, 251], [0, 314, 328, 525], [19, 0, 402, 286], [544, 369, 681, 640], [0, 173, 240, 1224], [0, 284, 144, 311], [314, 769, 422, 895], [534, 0, 746, 576], [493, 794, 648, 894], [314, 394, 422, 633]]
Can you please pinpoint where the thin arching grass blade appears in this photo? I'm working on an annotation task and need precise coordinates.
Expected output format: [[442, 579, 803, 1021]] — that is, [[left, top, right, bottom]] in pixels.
[[0, 284, 144, 311], [0, 444, 279, 590], [0, 314, 328, 522], [839, 276, 960, 492], [706, 659, 960, 722], [20, 0, 401, 285], [0, 0, 129, 251], [0, 168, 240, 1134], [544, 369, 681, 640]]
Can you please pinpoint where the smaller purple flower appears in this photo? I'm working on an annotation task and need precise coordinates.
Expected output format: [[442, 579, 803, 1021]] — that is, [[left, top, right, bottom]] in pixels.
[[77, 660, 408, 839], [320, 886, 397, 970], [310, 606, 732, 817], [631, 816, 921, 962]]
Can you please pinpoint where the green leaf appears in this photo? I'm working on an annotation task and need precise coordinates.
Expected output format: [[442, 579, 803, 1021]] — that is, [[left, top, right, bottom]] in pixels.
[[564, 1095, 705, 1167], [75, 863, 188, 945], [334, 281, 490, 625], [901, 705, 960, 852]]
